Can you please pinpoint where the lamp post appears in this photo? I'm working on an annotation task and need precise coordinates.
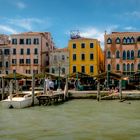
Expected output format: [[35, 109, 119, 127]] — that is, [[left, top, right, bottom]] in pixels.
[[58, 63, 61, 89]]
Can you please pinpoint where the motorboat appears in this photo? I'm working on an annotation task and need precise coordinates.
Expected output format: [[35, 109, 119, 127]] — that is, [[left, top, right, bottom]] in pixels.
[[1, 87, 44, 109]]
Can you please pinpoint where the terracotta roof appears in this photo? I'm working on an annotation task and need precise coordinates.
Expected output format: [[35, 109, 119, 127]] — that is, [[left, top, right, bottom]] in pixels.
[[70, 37, 98, 41], [11, 31, 50, 36], [52, 47, 68, 52]]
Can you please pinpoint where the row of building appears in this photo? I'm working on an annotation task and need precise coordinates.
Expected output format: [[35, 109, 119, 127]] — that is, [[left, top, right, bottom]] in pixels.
[[0, 31, 140, 79]]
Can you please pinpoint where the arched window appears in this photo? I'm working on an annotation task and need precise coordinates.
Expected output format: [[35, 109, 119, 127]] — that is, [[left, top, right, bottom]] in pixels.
[[138, 50, 140, 58], [62, 67, 65, 74], [131, 50, 134, 60], [116, 64, 120, 71], [127, 50, 130, 60], [138, 63, 140, 71], [123, 63, 126, 71], [116, 50, 120, 58], [123, 51, 126, 60], [127, 63, 130, 71], [107, 38, 112, 44], [52, 68, 55, 73], [131, 37, 135, 44], [107, 64, 111, 71], [123, 37, 127, 44], [127, 37, 131, 44], [131, 63, 134, 71], [137, 36, 140, 42], [107, 50, 111, 58], [116, 37, 120, 44]]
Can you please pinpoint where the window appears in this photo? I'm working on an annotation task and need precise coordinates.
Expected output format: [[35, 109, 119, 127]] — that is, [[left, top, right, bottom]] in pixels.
[[6, 62, 9, 68], [12, 39, 17, 44], [131, 63, 134, 71], [123, 37, 127, 44], [13, 70, 16, 73], [62, 68, 65, 74], [131, 37, 135, 43], [127, 50, 130, 60], [19, 59, 24, 64], [4, 49, 10, 55], [81, 54, 85, 60], [73, 66, 76, 73], [127, 37, 131, 44], [107, 38, 112, 44], [54, 55, 57, 61], [138, 50, 140, 58], [33, 70, 38, 74], [123, 51, 126, 60], [26, 70, 31, 74], [26, 59, 30, 64], [81, 66, 85, 73], [138, 63, 140, 71], [123, 64, 126, 71], [116, 37, 120, 44], [62, 55, 65, 60], [19, 39, 24, 44], [116, 50, 120, 58], [116, 64, 120, 71], [0, 50, 2, 55], [26, 39, 31, 45], [0, 62, 2, 67], [6, 71, 8, 74], [13, 48, 16, 55], [107, 51, 111, 58], [33, 38, 39, 44], [73, 54, 76, 61], [127, 64, 130, 71], [73, 43, 76, 49], [90, 43, 94, 48], [27, 48, 30, 55], [131, 50, 134, 60], [12, 59, 16, 64], [20, 49, 24, 55], [81, 43, 85, 48], [90, 65, 94, 73], [34, 59, 38, 64], [34, 48, 38, 54], [137, 36, 140, 42], [90, 53, 94, 60], [52, 68, 55, 73], [107, 64, 111, 71]]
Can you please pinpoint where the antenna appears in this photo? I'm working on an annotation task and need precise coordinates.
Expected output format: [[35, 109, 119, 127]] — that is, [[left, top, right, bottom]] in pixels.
[[70, 30, 81, 39]]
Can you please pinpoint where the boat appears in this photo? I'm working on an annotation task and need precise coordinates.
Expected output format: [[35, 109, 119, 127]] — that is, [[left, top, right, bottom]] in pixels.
[[1, 87, 44, 109]]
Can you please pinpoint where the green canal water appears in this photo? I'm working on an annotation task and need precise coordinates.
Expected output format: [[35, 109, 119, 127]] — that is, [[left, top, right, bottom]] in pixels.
[[0, 100, 140, 140]]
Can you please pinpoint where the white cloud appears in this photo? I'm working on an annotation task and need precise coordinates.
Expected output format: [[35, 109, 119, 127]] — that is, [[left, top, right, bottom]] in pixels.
[[78, 25, 118, 49], [125, 11, 140, 18], [124, 26, 136, 30], [0, 25, 17, 34], [16, 1, 27, 9], [8, 18, 44, 30]]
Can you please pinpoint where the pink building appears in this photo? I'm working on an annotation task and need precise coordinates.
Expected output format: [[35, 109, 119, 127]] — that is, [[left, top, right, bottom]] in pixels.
[[105, 32, 140, 76], [10, 32, 55, 74]]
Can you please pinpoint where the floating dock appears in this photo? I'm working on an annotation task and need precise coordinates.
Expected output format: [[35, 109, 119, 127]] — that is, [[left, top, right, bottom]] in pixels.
[[37, 92, 66, 106]]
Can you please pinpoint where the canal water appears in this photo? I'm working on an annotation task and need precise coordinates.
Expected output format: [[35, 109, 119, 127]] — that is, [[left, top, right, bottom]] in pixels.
[[0, 100, 140, 140]]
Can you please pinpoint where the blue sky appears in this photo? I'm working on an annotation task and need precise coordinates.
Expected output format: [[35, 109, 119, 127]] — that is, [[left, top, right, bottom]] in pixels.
[[0, 0, 140, 49]]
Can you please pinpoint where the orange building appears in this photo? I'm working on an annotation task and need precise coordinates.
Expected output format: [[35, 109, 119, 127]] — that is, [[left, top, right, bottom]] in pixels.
[[105, 32, 140, 76]]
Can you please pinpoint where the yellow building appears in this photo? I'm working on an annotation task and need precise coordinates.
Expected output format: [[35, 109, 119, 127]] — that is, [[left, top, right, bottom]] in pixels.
[[68, 37, 104, 75]]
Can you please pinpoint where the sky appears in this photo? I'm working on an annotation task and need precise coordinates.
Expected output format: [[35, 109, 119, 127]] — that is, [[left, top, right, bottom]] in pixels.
[[0, 0, 140, 49]]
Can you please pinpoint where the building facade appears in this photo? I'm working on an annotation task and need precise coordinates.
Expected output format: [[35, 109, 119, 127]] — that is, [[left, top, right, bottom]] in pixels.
[[49, 48, 69, 76], [10, 32, 55, 74], [68, 37, 104, 75], [105, 32, 140, 75]]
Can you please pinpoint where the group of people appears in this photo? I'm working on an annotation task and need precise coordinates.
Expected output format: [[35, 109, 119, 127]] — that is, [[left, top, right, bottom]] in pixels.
[[44, 77, 54, 94]]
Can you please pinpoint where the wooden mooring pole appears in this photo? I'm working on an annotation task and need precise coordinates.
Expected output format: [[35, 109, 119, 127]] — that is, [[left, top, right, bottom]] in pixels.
[[32, 72, 35, 106], [2, 77, 4, 100], [97, 80, 100, 101]]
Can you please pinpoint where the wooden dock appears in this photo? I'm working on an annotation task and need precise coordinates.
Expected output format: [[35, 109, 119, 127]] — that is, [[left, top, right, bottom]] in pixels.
[[36, 92, 66, 106]]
